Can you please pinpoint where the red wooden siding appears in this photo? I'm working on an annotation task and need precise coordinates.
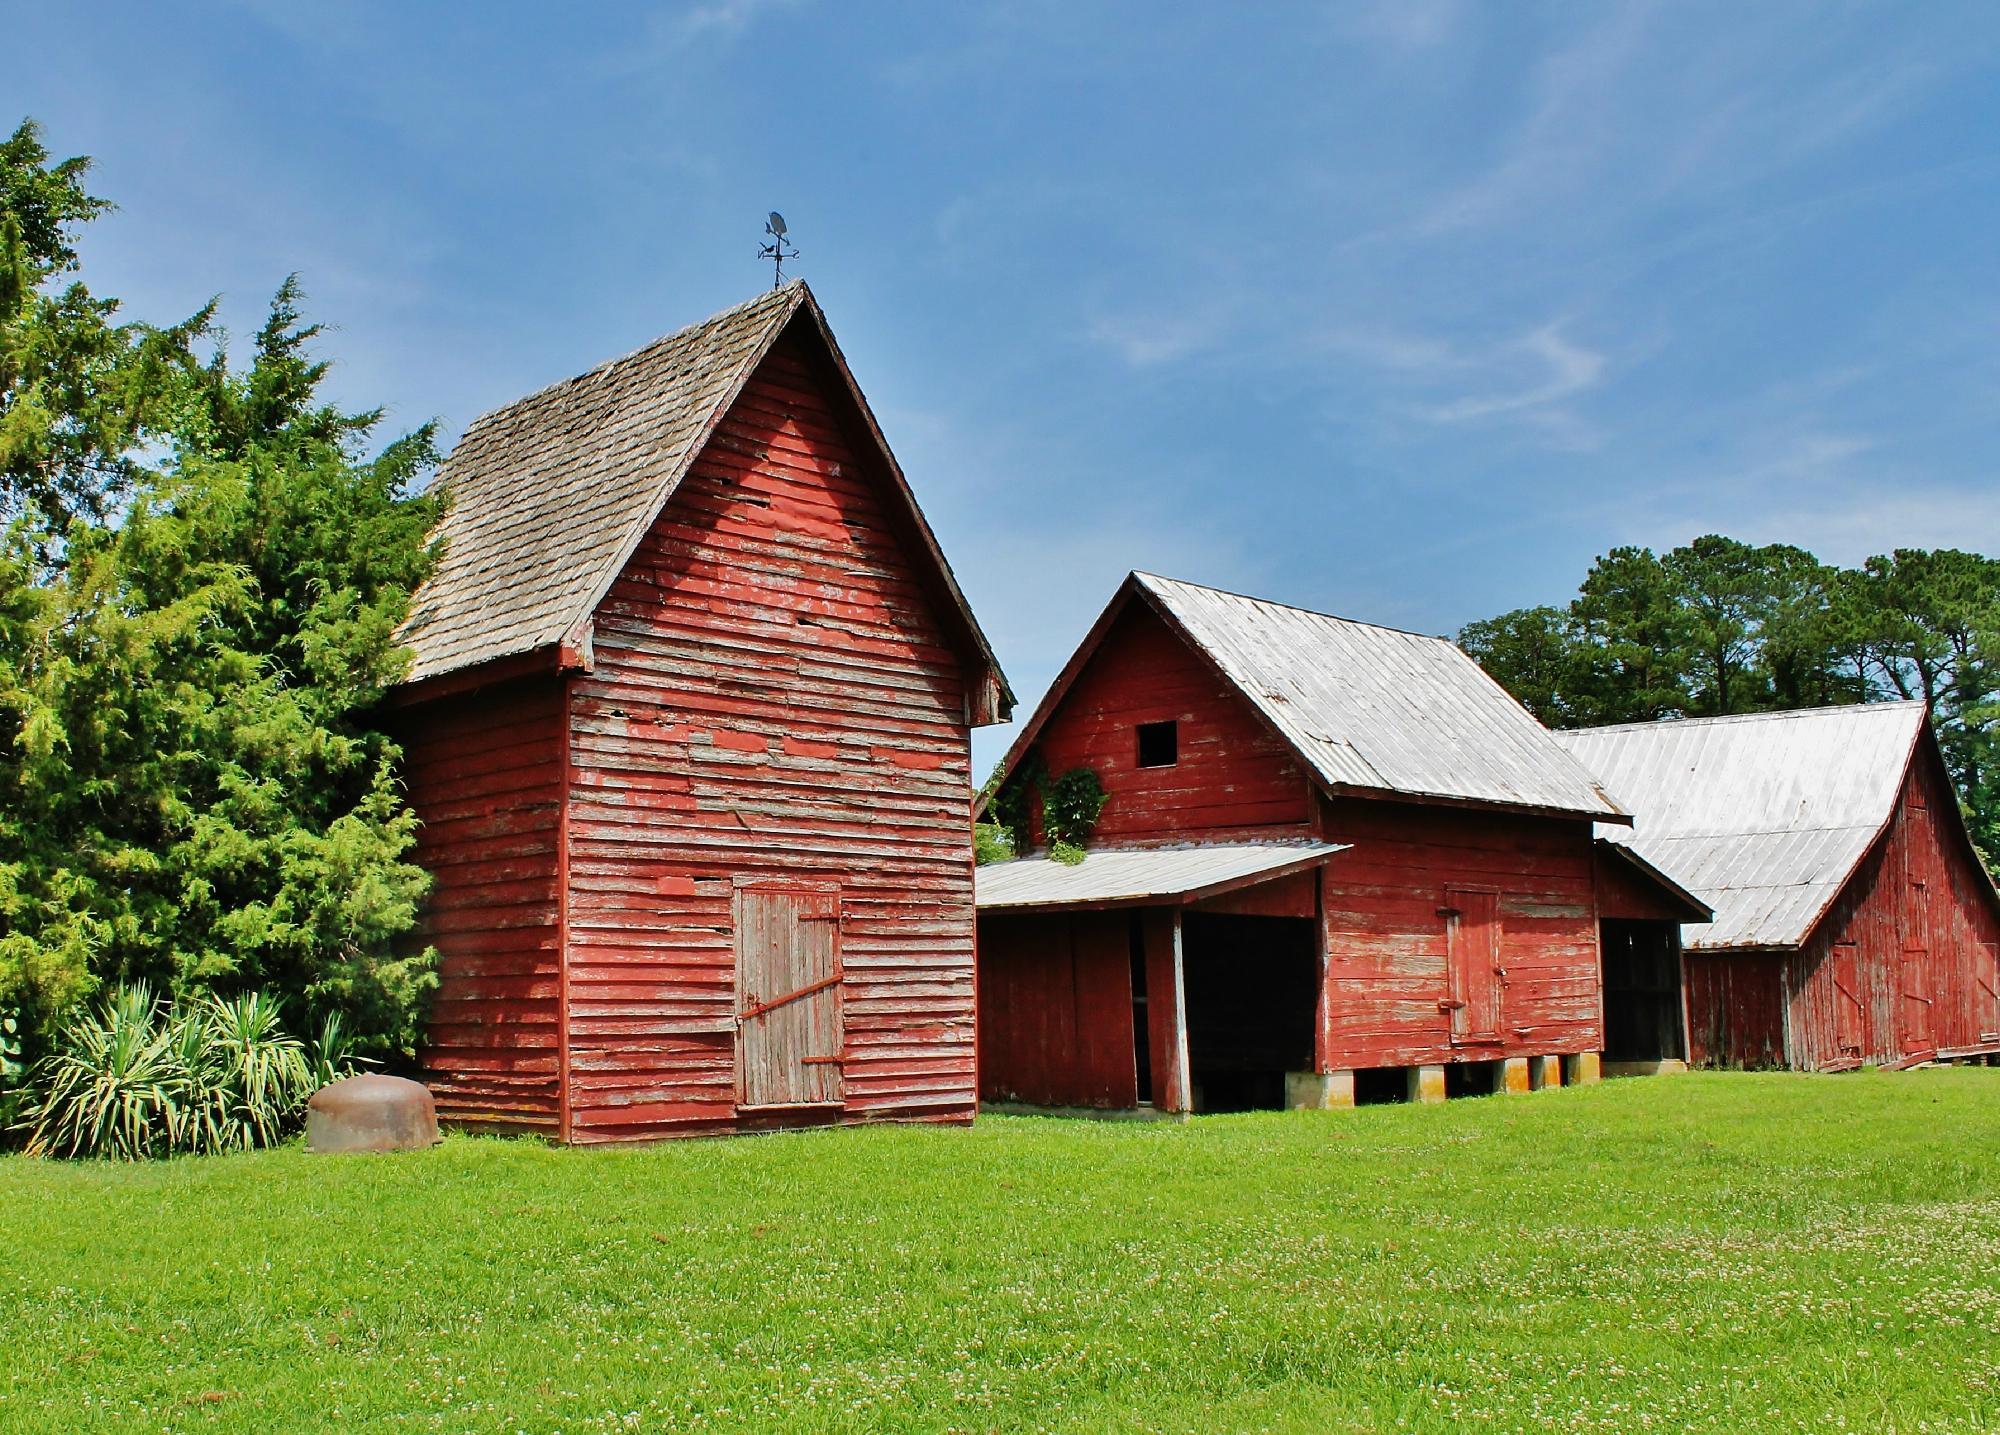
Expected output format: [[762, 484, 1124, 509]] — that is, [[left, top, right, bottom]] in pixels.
[[398, 679, 566, 1132], [1782, 740, 2000, 1068], [978, 912, 1139, 1108], [1027, 601, 1309, 845], [560, 328, 978, 1141], [1315, 798, 1602, 1070], [1684, 953, 1786, 1067], [1595, 848, 1692, 922]]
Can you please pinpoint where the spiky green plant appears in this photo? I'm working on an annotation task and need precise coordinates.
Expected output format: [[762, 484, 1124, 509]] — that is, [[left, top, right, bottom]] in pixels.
[[307, 1009, 370, 1090], [20, 982, 327, 1159], [22, 983, 189, 1159], [197, 992, 311, 1152]]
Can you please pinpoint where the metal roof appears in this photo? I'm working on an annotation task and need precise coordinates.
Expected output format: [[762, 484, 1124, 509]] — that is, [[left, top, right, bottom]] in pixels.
[[395, 283, 1009, 710], [1131, 574, 1627, 820], [1554, 702, 1929, 950], [976, 841, 1345, 912]]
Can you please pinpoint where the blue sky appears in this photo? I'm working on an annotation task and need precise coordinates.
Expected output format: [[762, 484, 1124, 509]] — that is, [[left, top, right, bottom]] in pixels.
[[14, 2, 2000, 770]]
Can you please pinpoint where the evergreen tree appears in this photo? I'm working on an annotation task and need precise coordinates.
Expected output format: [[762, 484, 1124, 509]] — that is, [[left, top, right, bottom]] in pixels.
[[0, 120, 443, 1061]]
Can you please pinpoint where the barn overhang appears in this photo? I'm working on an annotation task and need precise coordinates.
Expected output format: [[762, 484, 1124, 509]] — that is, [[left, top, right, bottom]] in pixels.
[[1594, 839, 1713, 925], [974, 841, 1345, 914]]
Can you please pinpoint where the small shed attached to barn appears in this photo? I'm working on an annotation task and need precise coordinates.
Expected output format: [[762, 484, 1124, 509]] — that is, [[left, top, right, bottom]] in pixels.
[[1556, 703, 2000, 1071], [975, 572, 1702, 1113], [384, 282, 1012, 1142]]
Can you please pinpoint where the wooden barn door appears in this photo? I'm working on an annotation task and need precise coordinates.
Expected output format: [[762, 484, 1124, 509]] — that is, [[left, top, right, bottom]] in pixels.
[[1831, 942, 1865, 1061], [1899, 946, 1935, 1057], [1980, 943, 2000, 1045], [1445, 888, 1502, 1045], [735, 884, 844, 1110]]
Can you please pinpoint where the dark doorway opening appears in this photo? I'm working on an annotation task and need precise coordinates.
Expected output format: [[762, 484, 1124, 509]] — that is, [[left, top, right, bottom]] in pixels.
[[1180, 913, 1317, 1112], [1602, 919, 1686, 1063]]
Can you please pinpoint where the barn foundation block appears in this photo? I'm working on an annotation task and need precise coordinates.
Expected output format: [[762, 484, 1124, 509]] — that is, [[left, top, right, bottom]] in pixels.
[[1602, 1058, 1689, 1077], [1407, 1064, 1447, 1104], [1286, 1070, 1355, 1110], [1498, 1057, 1531, 1094], [1564, 1052, 1602, 1086], [1529, 1055, 1563, 1090]]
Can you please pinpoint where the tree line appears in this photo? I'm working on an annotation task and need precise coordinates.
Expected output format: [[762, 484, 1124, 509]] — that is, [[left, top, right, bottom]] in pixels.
[[0, 119, 440, 1068], [1458, 536, 2000, 860]]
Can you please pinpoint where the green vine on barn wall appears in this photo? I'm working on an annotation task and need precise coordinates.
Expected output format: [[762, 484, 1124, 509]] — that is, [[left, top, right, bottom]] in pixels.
[[980, 754, 1107, 867]]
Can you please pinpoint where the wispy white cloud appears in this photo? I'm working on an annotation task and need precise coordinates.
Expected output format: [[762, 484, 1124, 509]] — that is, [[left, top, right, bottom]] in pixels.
[[1423, 324, 1606, 422], [1083, 306, 1231, 367], [1332, 0, 1465, 51]]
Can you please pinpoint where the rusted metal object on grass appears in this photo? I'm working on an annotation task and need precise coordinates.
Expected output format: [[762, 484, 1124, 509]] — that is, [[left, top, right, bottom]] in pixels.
[[305, 1074, 440, 1154]]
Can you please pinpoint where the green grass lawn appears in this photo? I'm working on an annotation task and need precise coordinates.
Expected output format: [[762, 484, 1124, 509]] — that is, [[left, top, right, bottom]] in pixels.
[[6, 1071, 2000, 1433]]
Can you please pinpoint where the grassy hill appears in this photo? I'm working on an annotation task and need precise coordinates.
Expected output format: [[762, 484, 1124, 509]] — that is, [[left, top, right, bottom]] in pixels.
[[6, 1070, 1999, 1432]]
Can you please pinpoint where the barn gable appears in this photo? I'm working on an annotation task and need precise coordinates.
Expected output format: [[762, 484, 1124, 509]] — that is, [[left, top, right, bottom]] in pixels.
[[395, 281, 1009, 720], [989, 571, 1626, 828]]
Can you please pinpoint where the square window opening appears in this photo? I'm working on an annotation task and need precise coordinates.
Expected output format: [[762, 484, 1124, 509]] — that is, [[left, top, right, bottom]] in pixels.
[[1136, 720, 1179, 769]]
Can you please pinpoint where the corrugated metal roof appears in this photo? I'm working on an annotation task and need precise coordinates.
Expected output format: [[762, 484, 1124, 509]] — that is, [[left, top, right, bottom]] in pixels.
[[976, 841, 1345, 912], [1554, 702, 1929, 950], [1134, 574, 1626, 819]]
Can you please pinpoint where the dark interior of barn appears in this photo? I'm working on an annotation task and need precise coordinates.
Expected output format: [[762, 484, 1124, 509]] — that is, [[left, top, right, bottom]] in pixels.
[[1601, 919, 1686, 1063], [1178, 913, 1318, 1112]]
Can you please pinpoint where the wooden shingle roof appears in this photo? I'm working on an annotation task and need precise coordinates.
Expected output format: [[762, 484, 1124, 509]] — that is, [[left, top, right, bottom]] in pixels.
[[395, 282, 1008, 715]]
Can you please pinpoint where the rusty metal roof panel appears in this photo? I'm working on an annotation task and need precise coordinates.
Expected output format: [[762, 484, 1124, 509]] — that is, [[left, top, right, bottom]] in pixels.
[[976, 841, 1345, 912], [1133, 573, 1626, 819], [1555, 702, 1928, 950]]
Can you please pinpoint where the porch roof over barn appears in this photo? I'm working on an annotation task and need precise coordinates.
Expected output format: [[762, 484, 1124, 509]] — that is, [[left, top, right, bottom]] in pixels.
[[976, 841, 1346, 912], [393, 282, 1009, 713], [1555, 702, 1936, 951]]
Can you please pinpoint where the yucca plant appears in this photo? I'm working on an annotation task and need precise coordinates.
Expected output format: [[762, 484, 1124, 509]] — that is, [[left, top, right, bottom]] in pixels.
[[308, 1010, 371, 1089], [21, 984, 333, 1159], [23, 983, 191, 1160], [197, 992, 312, 1153]]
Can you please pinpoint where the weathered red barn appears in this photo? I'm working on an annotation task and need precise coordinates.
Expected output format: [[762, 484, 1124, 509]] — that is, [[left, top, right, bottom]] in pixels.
[[975, 572, 1702, 1112], [1557, 703, 2000, 1071], [384, 282, 1011, 1142]]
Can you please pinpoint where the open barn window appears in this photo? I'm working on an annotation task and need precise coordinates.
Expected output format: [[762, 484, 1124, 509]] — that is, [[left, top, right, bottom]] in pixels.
[[1136, 720, 1179, 769]]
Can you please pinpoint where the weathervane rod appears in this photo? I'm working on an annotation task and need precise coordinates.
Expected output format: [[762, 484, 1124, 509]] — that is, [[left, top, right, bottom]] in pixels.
[[760, 211, 798, 289]]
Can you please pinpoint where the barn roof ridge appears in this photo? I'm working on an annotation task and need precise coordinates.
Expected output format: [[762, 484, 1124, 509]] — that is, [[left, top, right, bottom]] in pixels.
[[1129, 571, 1454, 646], [1567, 699, 1927, 738], [450, 282, 807, 446]]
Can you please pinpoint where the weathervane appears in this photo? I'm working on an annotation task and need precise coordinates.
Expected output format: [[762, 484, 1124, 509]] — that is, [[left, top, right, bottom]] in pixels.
[[759, 212, 798, 288]]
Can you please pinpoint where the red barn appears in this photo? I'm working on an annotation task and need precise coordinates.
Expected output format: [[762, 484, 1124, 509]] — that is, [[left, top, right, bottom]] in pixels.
[[384, 283, 1011, 1142], [1557, 704, 2000, 1071], [975, 573, 1701, 1112]]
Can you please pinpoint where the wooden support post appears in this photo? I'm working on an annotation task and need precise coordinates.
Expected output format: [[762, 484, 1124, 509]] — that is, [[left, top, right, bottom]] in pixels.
[[1407, 1064, 1446, 1104], [1563, 1051, 1602, 1086], [1142, 908, 1192, 1114], [1286, 1070, 1355, 1110], [1529, 1054, 1563, 1090], [1498, 1056, 1531, 1094]]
